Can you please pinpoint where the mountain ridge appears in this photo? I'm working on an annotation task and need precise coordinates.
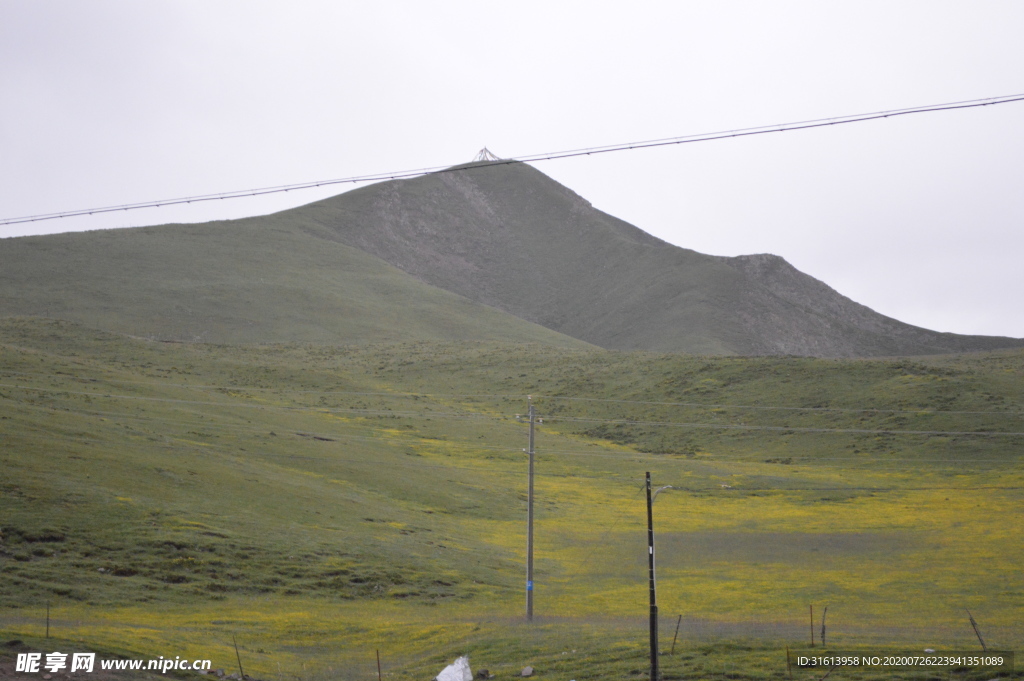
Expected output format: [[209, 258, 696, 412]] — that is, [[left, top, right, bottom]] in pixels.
[[287, 160, 1022, 356], [0, 159, 1019, 356]]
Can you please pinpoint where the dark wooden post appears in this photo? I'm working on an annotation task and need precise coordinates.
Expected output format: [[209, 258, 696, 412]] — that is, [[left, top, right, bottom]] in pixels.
[[646, 472, 659, 681]]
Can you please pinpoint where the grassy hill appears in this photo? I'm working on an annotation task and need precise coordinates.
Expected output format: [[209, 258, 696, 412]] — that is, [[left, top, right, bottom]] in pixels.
[[2, 318, 1023, 679], [2, 162, 1021, 356], [0, 219, 590, 348]]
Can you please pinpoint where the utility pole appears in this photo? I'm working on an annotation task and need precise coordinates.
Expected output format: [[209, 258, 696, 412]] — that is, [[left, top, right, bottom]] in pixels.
[[526, 399, 536, 621], [646, 472, 659, 681]]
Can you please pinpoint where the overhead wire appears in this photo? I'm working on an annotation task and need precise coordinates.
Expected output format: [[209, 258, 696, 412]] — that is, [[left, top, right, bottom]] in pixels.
[[528, 394, 1024, 417], [539, 414, 1024, 437], [662, 485, 1024, 492], [3, 369, 1023, 417], [4, 394, 662, 462], [0, 382, 507, 421], [558, 480, 649, 586], [3, 93, 1023, 226], [6, 381, 1024, 437], [1, 415, 636, 482], [7, 391, 1024, 468], [18, 405, 1015, 481], [3, 368, 1022, 416]]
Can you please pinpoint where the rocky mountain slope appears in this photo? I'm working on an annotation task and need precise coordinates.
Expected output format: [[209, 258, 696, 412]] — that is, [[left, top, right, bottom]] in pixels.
[[288, 160, 1023, 356]]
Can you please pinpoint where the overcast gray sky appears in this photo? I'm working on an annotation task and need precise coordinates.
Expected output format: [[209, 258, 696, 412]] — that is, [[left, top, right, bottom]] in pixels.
[[2, 1, 1022, 337]]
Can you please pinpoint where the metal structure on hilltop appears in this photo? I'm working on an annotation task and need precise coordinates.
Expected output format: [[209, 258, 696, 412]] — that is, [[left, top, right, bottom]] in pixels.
[[472, 147, 501, 162]]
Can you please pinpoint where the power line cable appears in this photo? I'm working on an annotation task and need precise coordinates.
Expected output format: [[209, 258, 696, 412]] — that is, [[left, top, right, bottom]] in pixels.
[[13, 396, 1023, 467], [529, 394, 1024, 417], [559, 480, 648, 586], [3, 369, 1022, 416], [5, 421, 635, 482], [5, 381, 1024, 437], [0, 382, 505, 420], [655, 484, 1024, 492], [538, 414, 1024, 437], [6, 397, 651, 460], [3, 93, 1023, 226]]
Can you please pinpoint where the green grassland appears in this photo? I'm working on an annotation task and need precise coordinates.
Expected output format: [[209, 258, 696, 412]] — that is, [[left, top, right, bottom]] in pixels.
[[2, 317, 1023, 679], [0, 219, 592, 348]]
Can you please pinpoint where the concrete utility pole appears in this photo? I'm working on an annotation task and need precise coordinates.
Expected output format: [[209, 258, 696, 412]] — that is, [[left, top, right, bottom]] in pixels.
[[526, 400, 536, 621]]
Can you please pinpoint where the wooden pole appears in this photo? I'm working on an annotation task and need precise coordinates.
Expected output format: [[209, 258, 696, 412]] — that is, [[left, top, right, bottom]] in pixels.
[[966, 609, 987, 651], [820, 606, 828, 647], [376, 649, 382, 681], [670, 614, 682, 655], [646, 472, 659, 681], [233, 635, 245, 679], [810, 605, 815, 647]]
